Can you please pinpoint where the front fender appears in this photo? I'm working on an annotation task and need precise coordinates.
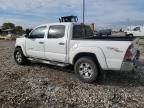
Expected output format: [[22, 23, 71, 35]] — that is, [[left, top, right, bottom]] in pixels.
[[15, 38, 27, 56]]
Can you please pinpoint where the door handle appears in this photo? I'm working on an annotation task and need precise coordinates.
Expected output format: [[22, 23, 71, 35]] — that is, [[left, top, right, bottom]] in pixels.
[[58, 42, 65, 45], [39, 42, 44, 44], [29, 48, 34, 50]]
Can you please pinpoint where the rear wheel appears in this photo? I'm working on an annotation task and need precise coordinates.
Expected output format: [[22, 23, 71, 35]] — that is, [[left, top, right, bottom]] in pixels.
[[127, 34, 134, 37], [14, 48, 30, 65], [74, 57, 99, 83]]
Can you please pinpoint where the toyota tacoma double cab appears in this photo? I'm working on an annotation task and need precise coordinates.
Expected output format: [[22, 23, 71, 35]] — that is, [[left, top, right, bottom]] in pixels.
[[14, 23, 140, 83]]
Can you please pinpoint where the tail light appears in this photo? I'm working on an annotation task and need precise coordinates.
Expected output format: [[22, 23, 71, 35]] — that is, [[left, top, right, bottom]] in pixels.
[[124, 44, 133, 60]]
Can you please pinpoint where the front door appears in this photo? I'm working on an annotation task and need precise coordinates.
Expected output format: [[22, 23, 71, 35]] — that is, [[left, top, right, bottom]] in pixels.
[[26, 26, 47, 59], [45, 25, 67, 62]]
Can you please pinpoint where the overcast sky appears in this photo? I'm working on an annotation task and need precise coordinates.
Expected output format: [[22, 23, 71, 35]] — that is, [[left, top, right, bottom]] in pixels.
[[0, 0, 144, 28]]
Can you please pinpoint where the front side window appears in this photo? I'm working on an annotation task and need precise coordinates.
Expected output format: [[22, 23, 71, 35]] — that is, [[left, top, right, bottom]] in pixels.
[[48, 25, 65, 38], [30, 26, 47, 38]]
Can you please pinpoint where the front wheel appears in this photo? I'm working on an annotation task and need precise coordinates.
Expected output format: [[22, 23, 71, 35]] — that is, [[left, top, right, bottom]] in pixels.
[[74, 57, 99, 83], [14, 48, 30, 65]]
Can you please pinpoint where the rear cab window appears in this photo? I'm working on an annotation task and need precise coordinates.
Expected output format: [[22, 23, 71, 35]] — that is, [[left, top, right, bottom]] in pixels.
[[72, 25, 93, 39]]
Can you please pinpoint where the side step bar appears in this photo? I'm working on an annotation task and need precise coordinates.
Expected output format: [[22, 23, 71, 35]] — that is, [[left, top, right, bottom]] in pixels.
[[28, 58, 69, 67]]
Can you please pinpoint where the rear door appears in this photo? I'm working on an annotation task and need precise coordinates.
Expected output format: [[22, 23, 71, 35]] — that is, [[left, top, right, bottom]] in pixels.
[[25, 26, 47, 59], [45, 24, 68, 62]]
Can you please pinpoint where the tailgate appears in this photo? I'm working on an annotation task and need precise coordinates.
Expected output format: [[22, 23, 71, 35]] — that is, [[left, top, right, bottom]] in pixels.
[[131, 38, 140, 59]]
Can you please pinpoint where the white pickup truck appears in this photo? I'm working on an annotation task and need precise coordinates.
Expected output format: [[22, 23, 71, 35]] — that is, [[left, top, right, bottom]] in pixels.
[[14, 23, 140, 83], [125, 26, 144, 37]]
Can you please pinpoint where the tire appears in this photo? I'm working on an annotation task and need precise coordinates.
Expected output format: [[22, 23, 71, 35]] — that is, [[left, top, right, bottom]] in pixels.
[[128, 34, 134, 37], [74, 57, 99, 83], [14, 48, 30, 65]]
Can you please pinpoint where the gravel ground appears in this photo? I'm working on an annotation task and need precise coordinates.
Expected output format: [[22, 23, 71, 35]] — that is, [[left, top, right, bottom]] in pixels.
[[0, 40, 144, 108]]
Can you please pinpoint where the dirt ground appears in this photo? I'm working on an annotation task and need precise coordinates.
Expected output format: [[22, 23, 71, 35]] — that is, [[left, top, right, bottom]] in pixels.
[[0, 40, 144, 108]]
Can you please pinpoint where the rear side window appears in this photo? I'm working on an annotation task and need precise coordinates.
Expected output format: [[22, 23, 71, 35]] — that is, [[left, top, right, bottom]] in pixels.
[[48, 25, 65, 38], [30, 26, 47, 39]]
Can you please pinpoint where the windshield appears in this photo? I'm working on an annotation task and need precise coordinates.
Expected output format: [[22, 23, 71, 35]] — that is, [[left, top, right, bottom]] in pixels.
[[73, 25, 93, 39], [133, 27, 140, 31]]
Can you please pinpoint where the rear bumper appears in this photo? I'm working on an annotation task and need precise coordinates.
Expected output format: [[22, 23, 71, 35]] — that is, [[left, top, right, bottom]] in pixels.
[[121, 50, 140, 72], [121, 61, 135, 72]]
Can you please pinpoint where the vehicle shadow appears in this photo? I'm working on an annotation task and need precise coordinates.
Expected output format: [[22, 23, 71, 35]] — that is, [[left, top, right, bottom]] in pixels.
[[101, 60, 144, 87], [28, 60, 144, 88], [28, 62, 74, 73]]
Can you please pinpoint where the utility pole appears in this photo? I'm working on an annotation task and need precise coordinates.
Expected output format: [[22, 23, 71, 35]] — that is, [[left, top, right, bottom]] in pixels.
[[83, 0, 85, 24], [127, 18, 131, 29]]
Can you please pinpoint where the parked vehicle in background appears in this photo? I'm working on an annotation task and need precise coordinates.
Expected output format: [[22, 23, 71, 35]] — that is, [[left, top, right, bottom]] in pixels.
[[125, 26, 144, 37], [14, 23, 140, 83]]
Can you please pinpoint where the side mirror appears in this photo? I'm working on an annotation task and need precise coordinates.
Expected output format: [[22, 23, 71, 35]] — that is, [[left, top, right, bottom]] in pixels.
[[25, 34, 29, 38], [25, 29, 32, 38]]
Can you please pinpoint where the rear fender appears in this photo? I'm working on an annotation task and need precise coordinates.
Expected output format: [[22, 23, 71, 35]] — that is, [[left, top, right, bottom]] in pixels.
[[70, 47, 108, 70]]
